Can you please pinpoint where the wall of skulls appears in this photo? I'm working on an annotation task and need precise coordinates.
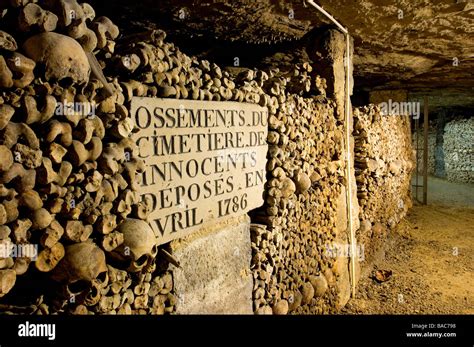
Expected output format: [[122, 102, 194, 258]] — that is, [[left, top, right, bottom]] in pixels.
[[412, 118, 473, 184], [108, 35, 338, 314], [251, 95, 345, 315], [0, 0, 417, 315], [443, 118, 474, 184], [0, 0, 175, 315], [353, 106, 413, 264], [0, 0, 331, 314]]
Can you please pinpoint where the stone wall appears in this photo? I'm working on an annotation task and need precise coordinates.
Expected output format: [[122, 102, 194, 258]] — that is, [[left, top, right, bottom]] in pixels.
[[171, 215, 253, 314], [353, 106, 413, 265], [444, 118, 474, 183]]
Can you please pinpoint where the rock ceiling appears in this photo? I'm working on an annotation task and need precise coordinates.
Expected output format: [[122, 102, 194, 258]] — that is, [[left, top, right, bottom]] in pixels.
[[93, 0, 474, 108]]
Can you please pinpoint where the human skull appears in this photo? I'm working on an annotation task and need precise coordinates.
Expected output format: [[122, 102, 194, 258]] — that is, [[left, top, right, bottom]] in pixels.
[[51, 241, 107, 301], [0, 31, 17, 51], [22, 32, 90, 83], [83, 278, 107, 307], [110, 219, 157, 272]]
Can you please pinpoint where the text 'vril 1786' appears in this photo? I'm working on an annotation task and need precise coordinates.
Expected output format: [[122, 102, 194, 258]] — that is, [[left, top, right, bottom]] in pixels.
[[131, 97, 268, 244]]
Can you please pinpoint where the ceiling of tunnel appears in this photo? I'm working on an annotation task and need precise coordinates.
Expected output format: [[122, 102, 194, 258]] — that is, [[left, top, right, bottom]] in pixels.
[[91, 0, 474, 108]]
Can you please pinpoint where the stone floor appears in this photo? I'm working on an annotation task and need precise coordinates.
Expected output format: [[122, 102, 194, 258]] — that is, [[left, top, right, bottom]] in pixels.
[[412, 175, 474, 208]]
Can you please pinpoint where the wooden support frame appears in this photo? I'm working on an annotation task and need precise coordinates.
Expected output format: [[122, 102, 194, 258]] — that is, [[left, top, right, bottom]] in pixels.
[[412, 97, 429, 205], [422, 97, 429, 205]]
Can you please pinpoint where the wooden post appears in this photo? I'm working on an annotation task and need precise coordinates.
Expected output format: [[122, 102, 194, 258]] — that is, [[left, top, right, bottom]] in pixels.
[[423, 97, 429, 205]]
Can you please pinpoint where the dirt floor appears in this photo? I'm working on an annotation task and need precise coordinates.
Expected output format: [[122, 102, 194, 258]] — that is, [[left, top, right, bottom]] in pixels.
[[343, 178, 474, 314]]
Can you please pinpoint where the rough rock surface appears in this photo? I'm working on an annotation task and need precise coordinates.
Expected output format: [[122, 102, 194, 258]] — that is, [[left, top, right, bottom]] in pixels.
[[91, 0, 474, 108]]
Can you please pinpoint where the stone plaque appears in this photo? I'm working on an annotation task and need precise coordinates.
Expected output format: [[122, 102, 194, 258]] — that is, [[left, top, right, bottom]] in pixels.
[[131, 97, 268, 245]]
